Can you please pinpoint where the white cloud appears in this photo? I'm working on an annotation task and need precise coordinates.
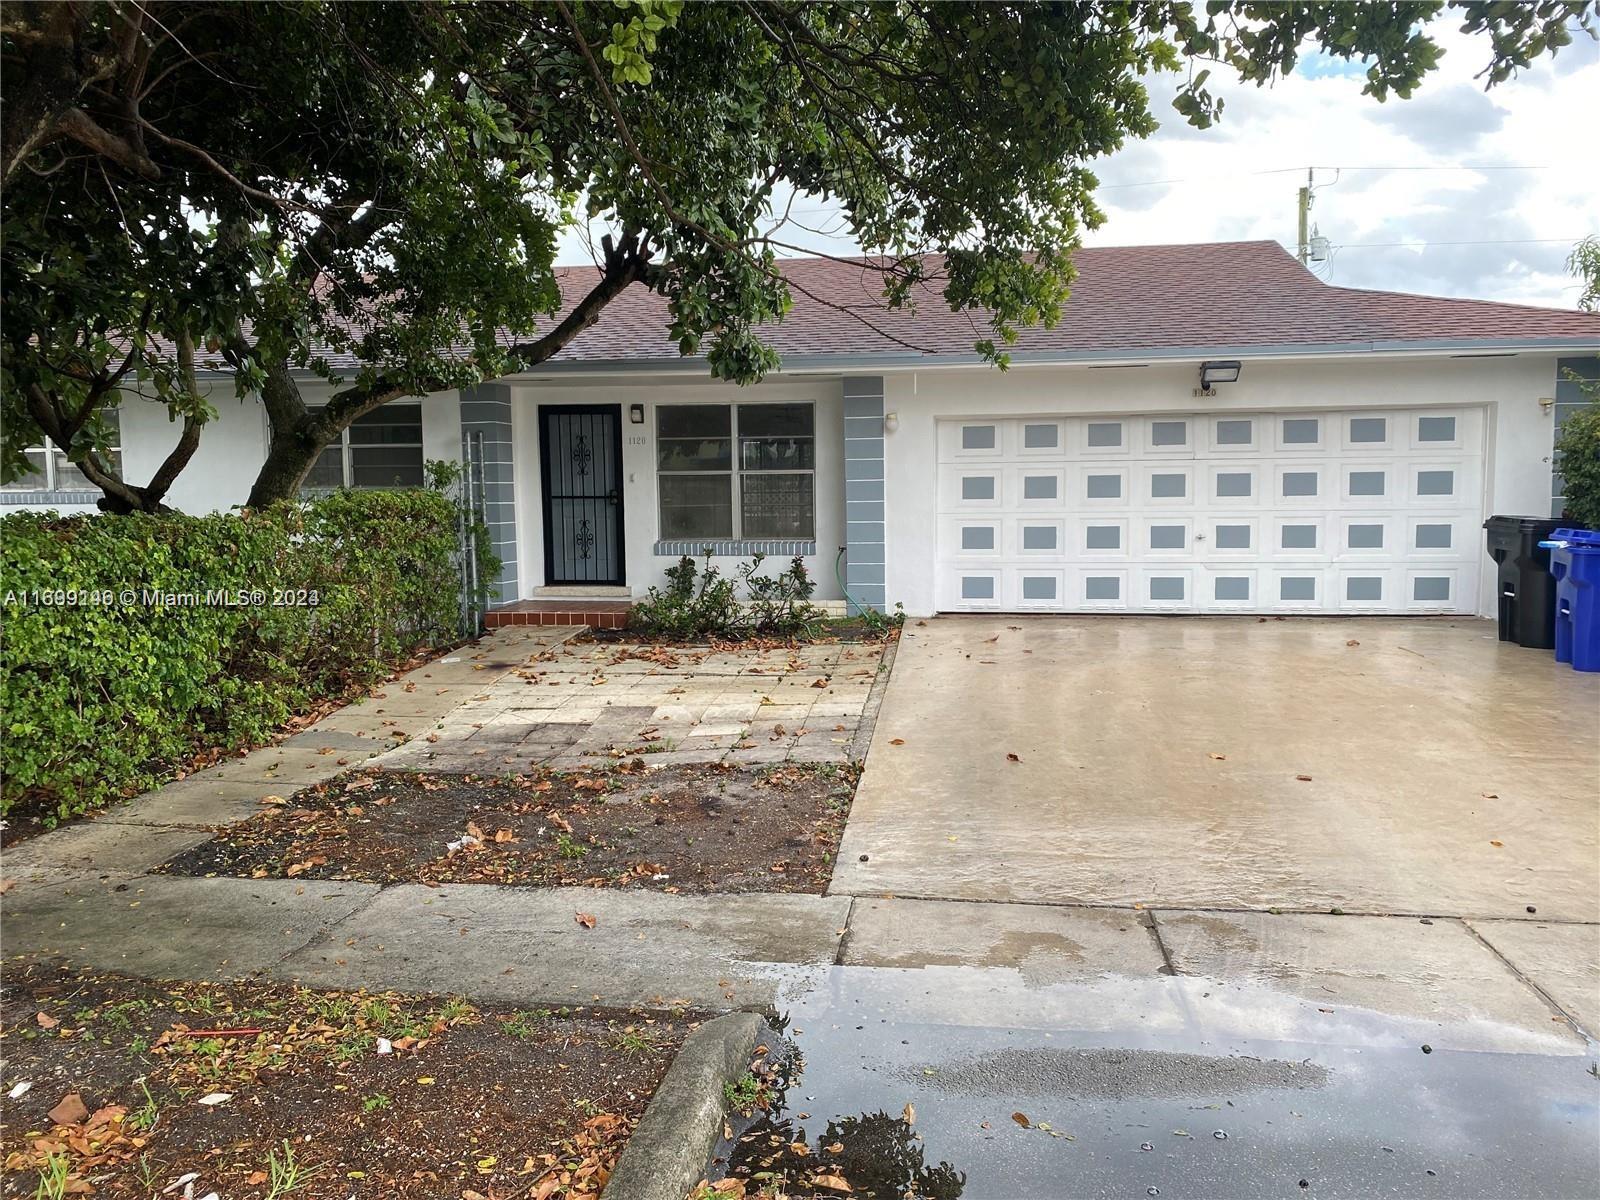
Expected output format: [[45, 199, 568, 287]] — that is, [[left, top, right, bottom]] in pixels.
[[557, 16, 1599, 309]]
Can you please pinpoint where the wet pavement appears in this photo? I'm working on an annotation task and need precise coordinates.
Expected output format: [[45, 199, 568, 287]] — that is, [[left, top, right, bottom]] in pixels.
[[715, 965, 1599, 1199]]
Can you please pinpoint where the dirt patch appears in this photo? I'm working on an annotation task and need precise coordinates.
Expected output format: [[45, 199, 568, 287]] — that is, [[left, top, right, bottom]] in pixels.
[[0, 963, 686, 1199], [159, 762, 858, 894]]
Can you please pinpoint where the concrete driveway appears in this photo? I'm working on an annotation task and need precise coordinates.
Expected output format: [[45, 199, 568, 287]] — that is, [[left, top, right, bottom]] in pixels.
[[832, 617, 1600, 923]]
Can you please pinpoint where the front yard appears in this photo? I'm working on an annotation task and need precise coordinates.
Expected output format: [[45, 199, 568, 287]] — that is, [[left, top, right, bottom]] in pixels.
[[0, 965, 686, 1199], [160, 762, 857, 894]]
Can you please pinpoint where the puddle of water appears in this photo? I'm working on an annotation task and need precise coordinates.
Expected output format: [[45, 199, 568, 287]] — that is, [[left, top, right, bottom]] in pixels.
[[715, 965, 1598, 1199]]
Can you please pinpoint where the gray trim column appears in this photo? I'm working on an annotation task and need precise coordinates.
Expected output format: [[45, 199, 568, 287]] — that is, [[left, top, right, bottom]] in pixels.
[[1553, 356, 1598, 519], [460, 383, 519, 604], [842, 377, 886, 613]]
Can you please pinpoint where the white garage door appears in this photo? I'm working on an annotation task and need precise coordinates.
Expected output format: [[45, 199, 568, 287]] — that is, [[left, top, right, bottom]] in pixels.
[[936, 408, 1484, 614]]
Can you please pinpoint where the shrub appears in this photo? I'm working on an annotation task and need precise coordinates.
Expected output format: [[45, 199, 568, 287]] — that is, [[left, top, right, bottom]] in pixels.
[[1, 490, 466, 823], [1555, 392, 1600, 531], [630, 552, 820, 640]]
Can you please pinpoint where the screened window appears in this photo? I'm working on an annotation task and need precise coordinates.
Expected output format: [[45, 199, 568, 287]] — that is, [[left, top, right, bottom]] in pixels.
[[2, 410, 122, 492], [303, 404, 424, 491], [657, 403, 814, 539]]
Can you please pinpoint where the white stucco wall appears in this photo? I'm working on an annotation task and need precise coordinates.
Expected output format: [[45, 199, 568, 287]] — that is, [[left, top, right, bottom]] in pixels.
[[3, 385, 465, 518], [507, 378, 847, 601], [878, 353, 1562, 618]]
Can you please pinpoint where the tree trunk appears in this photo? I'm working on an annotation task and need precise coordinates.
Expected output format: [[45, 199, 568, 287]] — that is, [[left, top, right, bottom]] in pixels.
[[246, 418, 327, 508]]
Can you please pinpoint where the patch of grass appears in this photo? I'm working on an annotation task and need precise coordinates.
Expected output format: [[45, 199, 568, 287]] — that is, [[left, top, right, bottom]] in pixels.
[[265, 1139, 316, 1198], [362, 1093, 392, 1113], [438, 996, 475, 1024], [503, 1010, 548, 1040], [359, 997, 396, 1027], [723, 1072, 766, 1116], [33, 1153, 70, 1200], [610, 1026, 661, 1057], [554, 832, 588, 860], [127, 1080, 160, 1133]]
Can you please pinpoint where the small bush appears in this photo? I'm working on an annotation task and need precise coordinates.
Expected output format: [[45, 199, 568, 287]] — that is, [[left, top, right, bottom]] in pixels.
[[1, 490, 467, 823], [630, 551, 821, 640], [1555, 392, 1600, 530]]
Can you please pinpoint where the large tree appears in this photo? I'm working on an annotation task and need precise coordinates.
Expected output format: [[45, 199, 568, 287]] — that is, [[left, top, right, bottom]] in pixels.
[[3, 1, 1593, 510]]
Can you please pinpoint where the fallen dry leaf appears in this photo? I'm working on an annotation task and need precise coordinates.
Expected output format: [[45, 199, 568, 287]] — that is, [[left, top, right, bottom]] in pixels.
[[889, 738, 905, 746], [35, 1011, 59, 1029], [0, 878, 16, 894], [575, 912, 597, 929], [47, 1092, 88, 1126], [1346, 639, 1360, 647], [1005, 753, 1021, 763], [903, 1102, 916, 1125], [1490, 840, 1504, 848], [1295, 774, 1313, 782], [811, 1175, 853, 1193], [1012, 1111, 1032, 1128], [1207, 752, 1227, 761]]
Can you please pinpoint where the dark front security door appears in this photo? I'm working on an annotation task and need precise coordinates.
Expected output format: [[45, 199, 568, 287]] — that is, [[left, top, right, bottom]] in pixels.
[[539, 406, 624, 585]]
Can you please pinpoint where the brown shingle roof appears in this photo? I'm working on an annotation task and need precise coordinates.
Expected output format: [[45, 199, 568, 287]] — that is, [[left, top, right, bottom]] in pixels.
[[547, 240, 1600, 366]]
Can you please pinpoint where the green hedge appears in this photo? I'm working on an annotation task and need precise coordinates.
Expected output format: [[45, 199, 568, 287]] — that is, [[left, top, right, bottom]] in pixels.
[[1, 490, 465, 823]]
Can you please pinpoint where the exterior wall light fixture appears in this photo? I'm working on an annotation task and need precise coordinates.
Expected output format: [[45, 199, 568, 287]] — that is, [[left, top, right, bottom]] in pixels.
[[1199, 361, 1243, 388]]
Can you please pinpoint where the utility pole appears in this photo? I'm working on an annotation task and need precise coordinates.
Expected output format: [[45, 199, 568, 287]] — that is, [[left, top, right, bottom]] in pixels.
[[1297, 167, 1313, 264]]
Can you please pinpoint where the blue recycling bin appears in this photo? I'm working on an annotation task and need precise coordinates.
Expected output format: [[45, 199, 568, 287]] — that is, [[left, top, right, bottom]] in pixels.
[[1541, 528, 1600, 672]]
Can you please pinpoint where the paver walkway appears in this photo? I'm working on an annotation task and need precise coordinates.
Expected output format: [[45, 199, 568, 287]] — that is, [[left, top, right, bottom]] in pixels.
[[378, 639, 884, 773]]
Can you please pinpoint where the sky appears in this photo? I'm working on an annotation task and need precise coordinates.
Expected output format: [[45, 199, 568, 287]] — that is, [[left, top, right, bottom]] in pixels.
[[556, 15, 1598, 311]]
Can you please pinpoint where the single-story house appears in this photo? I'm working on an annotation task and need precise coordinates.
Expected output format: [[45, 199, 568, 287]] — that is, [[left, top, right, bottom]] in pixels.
[[7, 241, 1598, 620]]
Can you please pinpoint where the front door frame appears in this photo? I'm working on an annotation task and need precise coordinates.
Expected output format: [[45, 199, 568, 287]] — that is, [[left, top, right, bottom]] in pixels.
[[538, 404, 626, 587]]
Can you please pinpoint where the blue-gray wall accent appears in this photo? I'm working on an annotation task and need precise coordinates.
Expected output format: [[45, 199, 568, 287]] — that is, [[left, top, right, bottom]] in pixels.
[[841, 377, 886, 612], [1554, 356, 1599, 519], [460, 383, 519, 604]]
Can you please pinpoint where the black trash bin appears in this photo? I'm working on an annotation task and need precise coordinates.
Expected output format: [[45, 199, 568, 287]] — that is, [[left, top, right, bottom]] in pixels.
[[1484, 515, 1564, 648]]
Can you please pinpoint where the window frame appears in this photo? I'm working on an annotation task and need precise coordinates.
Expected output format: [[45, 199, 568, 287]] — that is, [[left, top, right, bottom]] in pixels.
[[301, 403, 425, 492], [656, 401, 816, 540], [2, 411, 122, 493]]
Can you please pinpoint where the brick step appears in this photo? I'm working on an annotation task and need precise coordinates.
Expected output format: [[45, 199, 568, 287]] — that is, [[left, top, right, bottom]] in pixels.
[[484, 599, 631, 630]]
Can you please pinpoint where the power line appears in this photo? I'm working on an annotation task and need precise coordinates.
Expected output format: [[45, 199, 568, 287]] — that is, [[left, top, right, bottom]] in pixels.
[[1311, 236, 1588, 250], [1098, 163, 1560, 190]]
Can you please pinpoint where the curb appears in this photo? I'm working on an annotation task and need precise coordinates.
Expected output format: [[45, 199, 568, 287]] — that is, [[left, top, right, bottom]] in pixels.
[[605, 1011, 765, 1199], [849, 633, 899, 763]]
